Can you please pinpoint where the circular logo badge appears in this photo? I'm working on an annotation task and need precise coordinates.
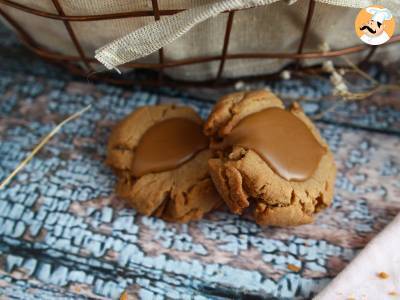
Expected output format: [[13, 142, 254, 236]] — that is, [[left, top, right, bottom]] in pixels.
[[355, 5, 396, 45]]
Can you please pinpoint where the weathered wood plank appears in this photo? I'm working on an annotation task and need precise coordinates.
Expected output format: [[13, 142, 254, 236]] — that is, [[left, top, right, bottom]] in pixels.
[[0, 69, 399, 299], [1, 21, 400, 300]]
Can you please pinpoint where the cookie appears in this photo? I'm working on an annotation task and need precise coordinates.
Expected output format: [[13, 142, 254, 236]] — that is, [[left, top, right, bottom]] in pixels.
[[204, 90, 336, 226], [107, 105, 222, 222]]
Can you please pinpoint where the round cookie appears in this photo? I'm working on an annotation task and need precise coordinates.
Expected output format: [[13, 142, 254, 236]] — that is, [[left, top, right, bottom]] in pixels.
[[204, 90, 336, 226], [107, 105, 222, 223]]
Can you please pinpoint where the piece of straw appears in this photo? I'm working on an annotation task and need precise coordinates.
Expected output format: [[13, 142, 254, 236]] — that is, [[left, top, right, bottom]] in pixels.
[[341, 56, 379, 85], [0, 105, 91, 190]]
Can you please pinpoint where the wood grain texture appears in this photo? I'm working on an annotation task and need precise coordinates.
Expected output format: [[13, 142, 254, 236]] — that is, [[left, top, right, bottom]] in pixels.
[[0, 24, 400, 300]]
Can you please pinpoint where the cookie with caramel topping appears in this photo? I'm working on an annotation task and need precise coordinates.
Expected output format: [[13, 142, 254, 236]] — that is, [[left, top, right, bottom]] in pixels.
[[204, 90, 336, 226], [107, 105, 222, 222]]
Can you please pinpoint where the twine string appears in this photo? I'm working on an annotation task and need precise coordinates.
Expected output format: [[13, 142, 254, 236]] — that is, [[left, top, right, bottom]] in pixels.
[[0, 105, 91, 190]]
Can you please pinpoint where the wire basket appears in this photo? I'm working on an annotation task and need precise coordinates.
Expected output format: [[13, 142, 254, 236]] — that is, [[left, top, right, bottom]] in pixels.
[[0, 0, 399, 88]]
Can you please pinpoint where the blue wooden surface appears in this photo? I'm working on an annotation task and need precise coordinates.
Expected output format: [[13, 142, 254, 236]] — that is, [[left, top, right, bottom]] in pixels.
[[0, 24, 400, 299]]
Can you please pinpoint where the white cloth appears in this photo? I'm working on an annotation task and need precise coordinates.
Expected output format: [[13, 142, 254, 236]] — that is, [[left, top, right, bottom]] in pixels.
[[315, 213, 400, 300], [360, 31, 391, 45]]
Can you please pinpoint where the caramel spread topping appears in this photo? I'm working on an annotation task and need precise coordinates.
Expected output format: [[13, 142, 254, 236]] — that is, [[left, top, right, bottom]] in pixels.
[[132, 118, 208, 176], [221, 107, 326, 181]]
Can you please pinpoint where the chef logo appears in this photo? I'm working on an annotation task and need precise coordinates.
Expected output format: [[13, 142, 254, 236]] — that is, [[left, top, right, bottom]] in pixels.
[[355, 6, 395, 45]]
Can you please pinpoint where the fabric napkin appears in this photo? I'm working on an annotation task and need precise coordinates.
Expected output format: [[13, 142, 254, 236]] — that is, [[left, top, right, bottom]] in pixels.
[[316, 214, 400, 299]]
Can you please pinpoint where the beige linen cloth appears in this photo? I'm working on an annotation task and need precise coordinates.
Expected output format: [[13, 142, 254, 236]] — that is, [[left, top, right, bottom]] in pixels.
[[1, 0, 399, 80], [316, 213, 400, 299], [94, 0, 400, 73]]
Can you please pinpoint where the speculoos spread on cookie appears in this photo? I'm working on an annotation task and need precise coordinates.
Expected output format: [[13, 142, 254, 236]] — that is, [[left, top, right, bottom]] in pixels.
[[216, 107, 326, 182], [132, 118, 208, 177]]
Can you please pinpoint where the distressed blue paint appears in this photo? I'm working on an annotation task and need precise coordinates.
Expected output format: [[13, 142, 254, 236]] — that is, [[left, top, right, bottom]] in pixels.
[[1, 23, 400, 300]]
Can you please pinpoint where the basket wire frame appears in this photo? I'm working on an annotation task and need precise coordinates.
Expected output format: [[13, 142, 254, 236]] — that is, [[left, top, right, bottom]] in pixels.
[[0, 0, 399, 87]]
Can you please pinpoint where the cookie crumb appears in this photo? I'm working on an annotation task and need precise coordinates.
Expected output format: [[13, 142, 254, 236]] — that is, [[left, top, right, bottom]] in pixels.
[[287, 264, 301, 272], [388, 291, 398, 296], [377, 272, 389, 279], [290, 102, 301, 111], [120, 291, 128, 300]]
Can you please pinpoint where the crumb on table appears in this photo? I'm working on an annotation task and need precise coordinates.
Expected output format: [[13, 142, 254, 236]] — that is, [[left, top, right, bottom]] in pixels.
[[377, 271, 390, 279], [120, 291, 128, 300], [287, 264, 301, 272]]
